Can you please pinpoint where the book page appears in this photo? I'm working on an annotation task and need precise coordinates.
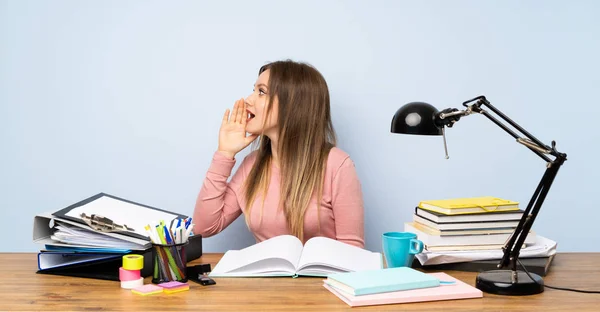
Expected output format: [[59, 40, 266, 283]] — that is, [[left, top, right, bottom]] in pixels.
[[210, 235, 304, 276], [213, 257, 299, 277], [297, 237, 382, 275]]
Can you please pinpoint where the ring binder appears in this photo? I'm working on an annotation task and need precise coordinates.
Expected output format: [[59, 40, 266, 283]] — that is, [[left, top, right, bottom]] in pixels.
[[81, 213, 135, 233]]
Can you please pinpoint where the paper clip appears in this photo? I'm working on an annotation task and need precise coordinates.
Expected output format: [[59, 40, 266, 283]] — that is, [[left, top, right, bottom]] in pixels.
[[80, 213, 135, 233]]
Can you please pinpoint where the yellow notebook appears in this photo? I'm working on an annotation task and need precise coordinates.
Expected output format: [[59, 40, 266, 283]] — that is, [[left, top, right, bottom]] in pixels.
[[418, 196, 519, 215]]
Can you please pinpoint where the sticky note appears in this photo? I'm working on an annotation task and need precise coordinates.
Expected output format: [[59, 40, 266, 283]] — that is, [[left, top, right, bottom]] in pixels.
[[158, 281, 189, 294], [163, 287, 189, 294], [157, 281, 189, 289], [131, 284, 164, 296]]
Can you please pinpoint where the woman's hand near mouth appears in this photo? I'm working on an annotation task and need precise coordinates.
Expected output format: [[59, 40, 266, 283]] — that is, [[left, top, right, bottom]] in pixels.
[[217, 98, 259, 159]]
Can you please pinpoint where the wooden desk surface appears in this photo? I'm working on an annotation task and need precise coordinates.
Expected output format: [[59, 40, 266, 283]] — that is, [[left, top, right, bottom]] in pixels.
[[2, 253, 599, 311]]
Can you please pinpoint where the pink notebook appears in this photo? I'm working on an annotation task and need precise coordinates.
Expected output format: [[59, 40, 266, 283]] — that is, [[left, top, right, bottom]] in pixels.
[[323, 272, 482, 307]]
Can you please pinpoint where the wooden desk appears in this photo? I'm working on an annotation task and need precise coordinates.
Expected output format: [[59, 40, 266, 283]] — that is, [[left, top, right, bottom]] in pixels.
[[2, 253, 599, 311]]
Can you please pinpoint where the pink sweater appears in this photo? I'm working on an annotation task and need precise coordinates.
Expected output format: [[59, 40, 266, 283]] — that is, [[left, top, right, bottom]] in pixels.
[[193, 147, 365, 248]]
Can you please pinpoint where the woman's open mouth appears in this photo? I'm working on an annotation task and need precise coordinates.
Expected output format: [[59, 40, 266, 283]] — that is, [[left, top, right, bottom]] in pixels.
[[246, 110, 255, 123]]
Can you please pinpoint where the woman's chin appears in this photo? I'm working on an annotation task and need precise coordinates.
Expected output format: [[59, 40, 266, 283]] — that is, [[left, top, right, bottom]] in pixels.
[[246, 128, 259, 135]]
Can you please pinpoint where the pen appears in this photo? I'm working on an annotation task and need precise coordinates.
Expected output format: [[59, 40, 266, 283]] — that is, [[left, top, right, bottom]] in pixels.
[[169, 219, 176, 239], [164, 225, 173, 244], [144, 226, 154, 243], [190, 224, 195, 236], [184, 227, 192, 243], [144, 225, 159, 244], [175, 219, 182, 242], [162, 224, 185, 278], [156, 225, 165, 244], [151, 223, 161, 243]]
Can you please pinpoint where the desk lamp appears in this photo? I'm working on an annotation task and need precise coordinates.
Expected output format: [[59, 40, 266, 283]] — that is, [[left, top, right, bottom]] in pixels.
[[391, 95, 567, 296]]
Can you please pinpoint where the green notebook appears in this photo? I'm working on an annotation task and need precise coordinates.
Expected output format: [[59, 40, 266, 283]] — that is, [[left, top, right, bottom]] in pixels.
[[325, 267, 440, 296]]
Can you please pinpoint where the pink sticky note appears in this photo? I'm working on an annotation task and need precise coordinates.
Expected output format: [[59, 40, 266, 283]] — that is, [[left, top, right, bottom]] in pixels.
[[131, 284, 164, 296], [158, 281, 189, 289]]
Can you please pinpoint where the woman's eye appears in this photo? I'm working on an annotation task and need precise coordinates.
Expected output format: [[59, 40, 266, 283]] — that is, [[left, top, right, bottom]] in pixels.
[[252, 88, 267, 95]]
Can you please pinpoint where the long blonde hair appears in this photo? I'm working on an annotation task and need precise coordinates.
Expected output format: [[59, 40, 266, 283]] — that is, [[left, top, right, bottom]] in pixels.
[[243, 60, 337, 241]]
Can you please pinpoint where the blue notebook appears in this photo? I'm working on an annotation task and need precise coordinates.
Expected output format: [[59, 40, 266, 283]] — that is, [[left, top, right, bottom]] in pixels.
[[325, 267, 440, 296]]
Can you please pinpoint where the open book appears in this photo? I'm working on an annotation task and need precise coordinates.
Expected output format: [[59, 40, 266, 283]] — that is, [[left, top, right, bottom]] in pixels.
[[209, 235, 382, 277]]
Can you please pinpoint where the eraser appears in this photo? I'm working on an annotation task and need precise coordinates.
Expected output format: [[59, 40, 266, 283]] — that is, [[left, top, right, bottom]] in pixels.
[[131, 284, 164, 296], [157, 281, 189, 289]]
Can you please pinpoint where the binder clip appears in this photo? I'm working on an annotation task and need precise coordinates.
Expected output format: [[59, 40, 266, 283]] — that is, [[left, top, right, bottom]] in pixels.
[[80, 213, 135, 233]]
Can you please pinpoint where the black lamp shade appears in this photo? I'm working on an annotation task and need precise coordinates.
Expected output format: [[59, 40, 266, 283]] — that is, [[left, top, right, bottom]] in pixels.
[[391, 102, 442, 135]]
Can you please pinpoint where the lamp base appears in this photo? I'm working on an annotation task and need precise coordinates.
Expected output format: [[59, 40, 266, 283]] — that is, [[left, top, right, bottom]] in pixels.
[[476, 270, 544, 296]]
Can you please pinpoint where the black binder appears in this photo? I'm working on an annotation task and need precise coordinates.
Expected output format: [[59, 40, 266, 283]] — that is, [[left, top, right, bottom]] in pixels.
[[36, 234, 203, 281], [52, 192, 188, 241]]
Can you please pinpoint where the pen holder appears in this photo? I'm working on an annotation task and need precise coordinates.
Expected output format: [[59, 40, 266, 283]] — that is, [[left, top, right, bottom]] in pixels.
[[151, 242, 188, 284]]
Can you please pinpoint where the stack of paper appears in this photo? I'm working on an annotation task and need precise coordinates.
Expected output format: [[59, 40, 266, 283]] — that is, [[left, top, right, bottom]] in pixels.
[[415, 235, 557, 266], [51, 223, 144, 250]]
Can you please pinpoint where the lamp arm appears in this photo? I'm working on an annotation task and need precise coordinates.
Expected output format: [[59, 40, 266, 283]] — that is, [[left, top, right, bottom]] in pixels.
[[464, 96, 556, 162], [437, 95, 567, 278], [499, 158, 564, 275]]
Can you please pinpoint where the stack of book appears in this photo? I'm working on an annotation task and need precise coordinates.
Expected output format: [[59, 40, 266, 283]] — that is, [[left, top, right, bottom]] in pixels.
[[405, 196, 556, 276], [322, 267, 482, 307], [404, 196, 536, 251]]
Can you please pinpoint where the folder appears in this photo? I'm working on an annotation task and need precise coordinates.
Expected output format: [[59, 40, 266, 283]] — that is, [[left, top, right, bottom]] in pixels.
[[36, 234, 203, 281], [33, 192, 190, 250], [33, 212, 151, 250], [51, 192, 188, 240], [38, 252, 124, 271]]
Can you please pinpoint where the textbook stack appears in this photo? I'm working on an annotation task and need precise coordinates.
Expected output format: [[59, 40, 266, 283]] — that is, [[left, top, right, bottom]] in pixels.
[[405, 196, 558, 276], [404, 196, 536, 252]]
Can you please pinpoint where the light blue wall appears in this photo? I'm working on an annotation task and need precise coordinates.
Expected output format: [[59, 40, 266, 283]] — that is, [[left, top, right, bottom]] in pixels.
[[1, 0, 599, 253]]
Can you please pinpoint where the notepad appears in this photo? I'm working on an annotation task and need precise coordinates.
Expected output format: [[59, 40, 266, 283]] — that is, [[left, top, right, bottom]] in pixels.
[[131, 284, 164, 296], [323, 272, 483, 307], [418, 196, 519, 215], [158, 281, 189, 294], [325, 267, 440, 296]]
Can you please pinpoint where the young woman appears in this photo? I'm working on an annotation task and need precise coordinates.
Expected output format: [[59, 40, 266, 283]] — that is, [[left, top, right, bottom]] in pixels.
[[193, 60, 364, 248]]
